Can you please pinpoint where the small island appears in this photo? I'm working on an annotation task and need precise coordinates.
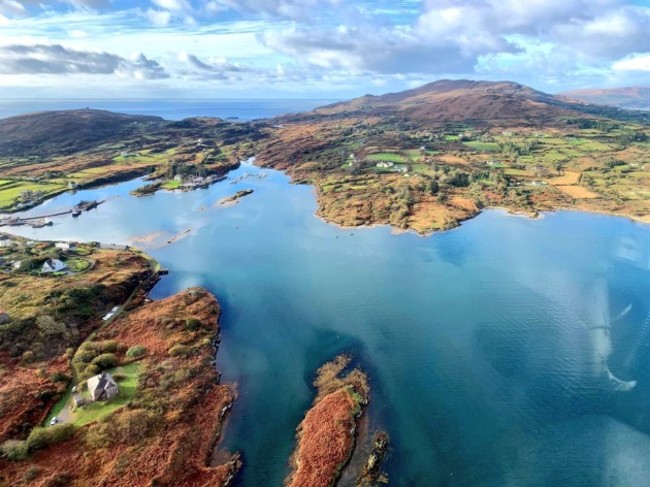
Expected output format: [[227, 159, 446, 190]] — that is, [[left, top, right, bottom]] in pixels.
[[218, 189, 254, 207]]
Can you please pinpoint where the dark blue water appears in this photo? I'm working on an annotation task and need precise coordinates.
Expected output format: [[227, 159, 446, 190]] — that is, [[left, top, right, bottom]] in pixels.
[[6, 161, 650, 486], [0, 99, 335, 121]]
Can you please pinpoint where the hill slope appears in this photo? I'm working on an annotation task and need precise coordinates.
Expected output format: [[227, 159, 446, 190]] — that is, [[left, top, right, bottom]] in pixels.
[[561, 87, 650, 110], [0, 109, 163, 157], [293, 79, 648, 126]]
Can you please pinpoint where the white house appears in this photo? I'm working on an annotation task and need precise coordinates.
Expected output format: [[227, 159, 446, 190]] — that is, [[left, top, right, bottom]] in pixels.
[[42, 259, 68, 273], [55, 242, 75, 251]]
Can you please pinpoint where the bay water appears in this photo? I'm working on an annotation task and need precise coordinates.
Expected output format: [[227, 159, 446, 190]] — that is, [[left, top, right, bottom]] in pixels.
[[6, 159, 650, 486]]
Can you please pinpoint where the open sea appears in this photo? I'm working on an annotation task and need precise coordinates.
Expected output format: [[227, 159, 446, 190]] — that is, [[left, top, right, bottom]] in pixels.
[[0, 99, 335, 121]]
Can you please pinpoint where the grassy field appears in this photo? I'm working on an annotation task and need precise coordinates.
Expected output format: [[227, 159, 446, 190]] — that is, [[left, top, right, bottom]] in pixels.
[[162, 179, 181, 190], [72, 362, 140, 426], [66, 257, 92, 272], [463, 141, 500, 152], [0, 180, 67, 209], [366, 152, 408, 163], [45, 362, 141, 427]]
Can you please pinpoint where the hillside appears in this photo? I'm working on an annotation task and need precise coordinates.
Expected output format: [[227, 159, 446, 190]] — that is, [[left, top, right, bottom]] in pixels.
[[0, 109, 163, 158], [292, 79, 648, 127], [561, 87, 650, 111], [0, 236, 239, 486], [256, 79, 650, 232], [0, 80, 648, 233]]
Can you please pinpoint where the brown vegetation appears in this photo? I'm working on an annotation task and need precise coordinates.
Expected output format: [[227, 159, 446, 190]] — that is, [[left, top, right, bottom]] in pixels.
[[0, 242, 154, 444], [286, 355, 369, 487], [0, 287, 238, 487]]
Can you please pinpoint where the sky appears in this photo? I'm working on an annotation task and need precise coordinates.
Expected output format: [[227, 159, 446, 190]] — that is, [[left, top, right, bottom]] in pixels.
[[0, 0, 649, 98]]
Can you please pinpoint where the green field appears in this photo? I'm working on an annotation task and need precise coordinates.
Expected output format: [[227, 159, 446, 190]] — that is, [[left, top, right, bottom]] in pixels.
[[73, 363, 140, 426], [463, 141, 501, 152], [162, 179, 182, 190], [0, 181, 66, 209], [366, 152, 408, 163], [66, 257, 92, 273], [45, 362, 141, 427]]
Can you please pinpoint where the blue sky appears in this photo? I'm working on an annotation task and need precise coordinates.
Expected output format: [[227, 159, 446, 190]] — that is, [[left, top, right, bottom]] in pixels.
[[0, 0, 649, 98]]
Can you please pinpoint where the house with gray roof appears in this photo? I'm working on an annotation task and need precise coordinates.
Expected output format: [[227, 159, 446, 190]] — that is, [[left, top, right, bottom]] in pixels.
[[42, 258, 68, 274], [87, 372, 119, 401]]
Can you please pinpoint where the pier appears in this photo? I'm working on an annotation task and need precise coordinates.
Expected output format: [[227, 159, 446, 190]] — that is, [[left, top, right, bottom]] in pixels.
[[0, 200, 104, 228]]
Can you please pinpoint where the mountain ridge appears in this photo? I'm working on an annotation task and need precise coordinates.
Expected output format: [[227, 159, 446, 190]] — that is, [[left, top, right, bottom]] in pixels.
[[560, 86, 650, 110]]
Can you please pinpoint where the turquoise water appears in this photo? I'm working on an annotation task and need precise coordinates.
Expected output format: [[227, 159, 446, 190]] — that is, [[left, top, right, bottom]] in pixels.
[[6, 161, 650, 486]]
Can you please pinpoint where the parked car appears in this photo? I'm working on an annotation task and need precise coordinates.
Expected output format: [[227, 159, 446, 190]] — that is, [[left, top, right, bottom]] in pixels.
[[50, 417, 58, 425]]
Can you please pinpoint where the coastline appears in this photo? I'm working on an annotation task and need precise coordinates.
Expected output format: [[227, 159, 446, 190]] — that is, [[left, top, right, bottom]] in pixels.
[[0, 235, 240, 486]]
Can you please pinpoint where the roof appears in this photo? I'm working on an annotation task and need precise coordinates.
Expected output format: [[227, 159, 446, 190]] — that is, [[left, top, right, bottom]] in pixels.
[[87, 372, 118, 400], [42, 258, 67, 272]]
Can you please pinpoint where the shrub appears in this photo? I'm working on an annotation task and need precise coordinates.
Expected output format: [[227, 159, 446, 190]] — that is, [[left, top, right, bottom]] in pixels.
[[168, 344, 192, 357], [85, 422, 112, 449], [43, 472, 72, 487], [74, 349, 98, 363], [0, 439, 28, 460], [185, 318, 202, 331], [50, 372, 71, 383], [114, 409, 158, 443], [126, 345, 146, 359], [91, 353, 118, 369], [84, 340, 117, 353], [26, 424, 76, 452], [84, 364, 101, 377], [21, 350, 34, 364], [23, 466, 40, 482]]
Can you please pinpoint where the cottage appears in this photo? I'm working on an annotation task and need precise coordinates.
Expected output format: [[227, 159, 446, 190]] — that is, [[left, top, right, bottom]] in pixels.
[[87, 372, 119, 401], [42, 259, 68, 273], [55, 242, 75, 251]]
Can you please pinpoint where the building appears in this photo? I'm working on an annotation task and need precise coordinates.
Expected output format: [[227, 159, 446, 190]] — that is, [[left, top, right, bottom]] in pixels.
[[55, 242, 75, 251], [72, 394, 86, 408], [42, 259, 68, 273], [87, 372, 119, 401], [0, 309, 9, 324]]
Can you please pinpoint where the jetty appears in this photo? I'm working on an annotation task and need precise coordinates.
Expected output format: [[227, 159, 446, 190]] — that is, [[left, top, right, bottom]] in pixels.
[[0, 200, 104, 228]]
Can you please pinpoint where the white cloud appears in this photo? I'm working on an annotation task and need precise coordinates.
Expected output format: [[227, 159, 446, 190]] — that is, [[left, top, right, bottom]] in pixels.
[[0, 0, 649, 96], [612, 53, 650, 72], [151, 0, 191, 12], [146, 8, 172, 26], [0, 44, 169, 79]]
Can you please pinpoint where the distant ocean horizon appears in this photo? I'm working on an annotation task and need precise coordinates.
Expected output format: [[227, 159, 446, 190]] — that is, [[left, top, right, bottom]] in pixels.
[[0, 98, 338, 121]]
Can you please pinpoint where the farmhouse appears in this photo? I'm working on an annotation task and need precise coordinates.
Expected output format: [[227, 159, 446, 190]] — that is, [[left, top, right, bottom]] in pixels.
[[87, 372, 119, 401], [55, 242, 75, 251], [42, 259, 68, 273]]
